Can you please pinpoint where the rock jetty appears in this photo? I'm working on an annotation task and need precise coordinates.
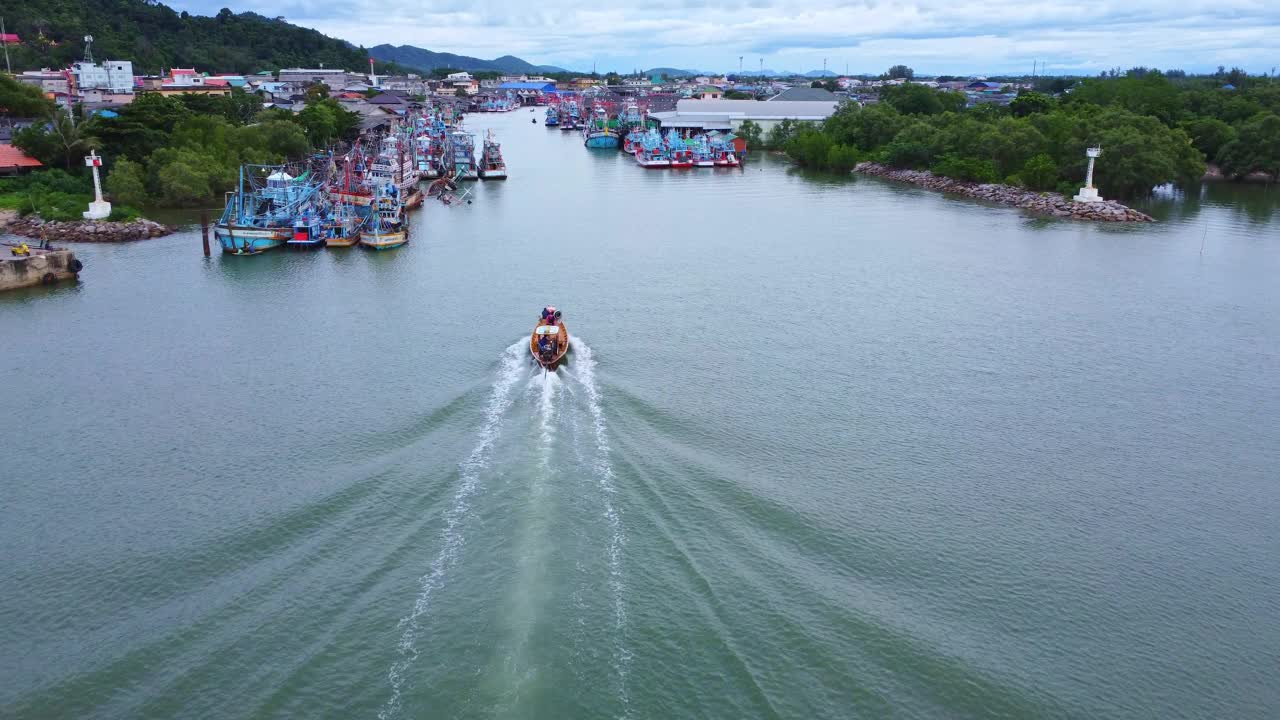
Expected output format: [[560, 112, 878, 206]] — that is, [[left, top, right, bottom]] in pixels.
[[6, 216, 176, 242], [854, 162, 1154, 223]]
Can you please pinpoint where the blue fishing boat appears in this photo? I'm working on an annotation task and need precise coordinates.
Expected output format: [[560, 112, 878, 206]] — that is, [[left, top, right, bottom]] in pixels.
[[583, 105, 620, 149], [690, 135, 716, 167], [360, 182, 408, 250], [544, 106, 560, 126], [448, 130, 477, 180], [215, 164, 325, 255], [634, 129, 671, 168]]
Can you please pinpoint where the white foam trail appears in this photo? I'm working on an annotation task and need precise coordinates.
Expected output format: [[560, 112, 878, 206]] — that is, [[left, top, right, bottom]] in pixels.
[[533, 370, 561, 460], [566, 339, 631, 713], [380, 340, 530, 720]]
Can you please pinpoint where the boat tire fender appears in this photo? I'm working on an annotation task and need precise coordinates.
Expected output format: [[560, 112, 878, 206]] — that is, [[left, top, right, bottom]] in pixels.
[[41, 272, 57, 285], [69, 258, 84, 273]]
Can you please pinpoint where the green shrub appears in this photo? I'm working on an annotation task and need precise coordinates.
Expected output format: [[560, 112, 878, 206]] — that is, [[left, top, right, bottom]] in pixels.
[[108, 205, 142, 222], [930, 153, 998, 183], [25, 191, 94, 221], [105, 158, 148, 207], [826, 144, 862, 173], [1021, 153, 1059, 191]]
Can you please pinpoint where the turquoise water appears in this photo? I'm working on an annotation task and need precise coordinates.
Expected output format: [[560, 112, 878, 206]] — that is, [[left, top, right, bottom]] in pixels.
[[2, 112, 1279, 719]]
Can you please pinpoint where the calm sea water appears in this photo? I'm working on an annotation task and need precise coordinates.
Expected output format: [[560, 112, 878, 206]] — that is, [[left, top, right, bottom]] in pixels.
[[3, 112, 1279, 720]]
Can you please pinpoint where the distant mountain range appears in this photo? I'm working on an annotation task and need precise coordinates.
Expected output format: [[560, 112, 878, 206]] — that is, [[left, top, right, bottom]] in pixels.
[[368, 45, 566, 74]]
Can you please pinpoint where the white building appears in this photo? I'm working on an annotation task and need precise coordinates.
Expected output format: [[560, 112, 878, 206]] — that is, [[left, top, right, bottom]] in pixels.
[[649, 98, 840, 133], [278, 67, 348, 85], [70, 60, 134, 94], [17, 68, 69, 95]]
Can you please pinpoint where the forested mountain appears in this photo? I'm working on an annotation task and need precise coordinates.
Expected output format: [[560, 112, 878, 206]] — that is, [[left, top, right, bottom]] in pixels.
[[0, 0, 394, 74], [367, 45, 564, 74]]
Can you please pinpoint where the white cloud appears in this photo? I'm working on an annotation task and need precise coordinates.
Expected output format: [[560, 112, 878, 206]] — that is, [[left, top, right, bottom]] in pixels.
[[172, 0, 1280, 74]]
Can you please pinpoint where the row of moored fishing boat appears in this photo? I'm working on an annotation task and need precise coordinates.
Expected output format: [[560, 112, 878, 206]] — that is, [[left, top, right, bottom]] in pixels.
[[543, 97, 740, 168], [214, 111, 506, 255]]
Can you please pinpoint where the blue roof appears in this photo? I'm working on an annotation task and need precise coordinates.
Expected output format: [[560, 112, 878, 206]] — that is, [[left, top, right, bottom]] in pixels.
[[499, 81, 555, 90]]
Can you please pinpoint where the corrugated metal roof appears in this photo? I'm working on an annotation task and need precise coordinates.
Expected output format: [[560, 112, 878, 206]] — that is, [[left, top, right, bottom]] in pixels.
[[673, 98, 839, 119], [0, 143, 42, 168], [768, 87, 836, 101]]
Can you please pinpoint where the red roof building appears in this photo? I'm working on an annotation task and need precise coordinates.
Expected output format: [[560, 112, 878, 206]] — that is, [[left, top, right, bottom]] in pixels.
[[0, 33, 20, 44], [0, 144, 43, 175]]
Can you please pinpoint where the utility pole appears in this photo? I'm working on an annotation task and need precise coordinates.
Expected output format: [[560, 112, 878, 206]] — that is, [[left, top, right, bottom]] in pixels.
[[0, 18, 10, 74], [823, 58, 827, 76]]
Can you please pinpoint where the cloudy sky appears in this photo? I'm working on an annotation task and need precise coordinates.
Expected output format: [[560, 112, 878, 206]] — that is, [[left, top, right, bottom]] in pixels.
[[178, 0, 1280, 75]]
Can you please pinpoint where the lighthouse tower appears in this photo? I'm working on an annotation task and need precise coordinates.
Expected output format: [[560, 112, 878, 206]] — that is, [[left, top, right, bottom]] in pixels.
[[82, 150, 111, 219], [1073, 147, 1104, 203]]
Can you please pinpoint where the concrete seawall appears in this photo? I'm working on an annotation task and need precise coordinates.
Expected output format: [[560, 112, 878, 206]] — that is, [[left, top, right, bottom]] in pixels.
[[1, 248, 82, 292]]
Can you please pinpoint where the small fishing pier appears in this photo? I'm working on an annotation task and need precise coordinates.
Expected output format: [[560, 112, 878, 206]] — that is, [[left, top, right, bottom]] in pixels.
[[1, 244, 82, 292]]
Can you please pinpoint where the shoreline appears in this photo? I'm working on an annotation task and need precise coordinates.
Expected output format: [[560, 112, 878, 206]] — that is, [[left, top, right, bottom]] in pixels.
[[853, 162, 1155, 223]]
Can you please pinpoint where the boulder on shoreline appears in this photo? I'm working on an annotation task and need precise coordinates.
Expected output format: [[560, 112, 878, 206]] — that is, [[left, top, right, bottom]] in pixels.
[[853, 162, 1155, 223], [5, 216, 176, 243]]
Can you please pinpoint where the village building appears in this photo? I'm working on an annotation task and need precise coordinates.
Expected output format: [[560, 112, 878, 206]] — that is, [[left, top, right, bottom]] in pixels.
[[649, 98, 839, 133], [152, 69, 231, 96], [278, 67, 348, 86], [16, 69, 70, 96], [70, 60, 134, 95], [0, 143, 43, 176], [768, 86, 837, 102]]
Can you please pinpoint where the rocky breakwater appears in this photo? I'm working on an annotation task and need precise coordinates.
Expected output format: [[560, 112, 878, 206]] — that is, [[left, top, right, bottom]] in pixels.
[[854, 162, 1154, 223], [6, 216, 176, 242]]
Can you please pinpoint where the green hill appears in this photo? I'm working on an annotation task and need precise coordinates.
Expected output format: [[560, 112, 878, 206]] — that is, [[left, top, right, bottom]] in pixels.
[[367, 45, 566, 74], [0, 0, 390, 74]]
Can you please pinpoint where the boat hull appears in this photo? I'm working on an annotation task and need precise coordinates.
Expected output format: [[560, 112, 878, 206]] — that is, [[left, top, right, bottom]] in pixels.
[[214, 225, 288, 254], [585, 133, 620, 149], [326, 234, 359, 248], [479, 169, 507, 180], [359, 230, 407, 250]]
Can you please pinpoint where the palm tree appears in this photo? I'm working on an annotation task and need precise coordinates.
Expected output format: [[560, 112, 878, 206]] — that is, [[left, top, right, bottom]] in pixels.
[[47, 107, 99, 171]]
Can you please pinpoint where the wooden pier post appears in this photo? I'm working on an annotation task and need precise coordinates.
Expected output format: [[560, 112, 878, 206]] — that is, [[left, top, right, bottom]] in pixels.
[[200, 211, 211, 257]]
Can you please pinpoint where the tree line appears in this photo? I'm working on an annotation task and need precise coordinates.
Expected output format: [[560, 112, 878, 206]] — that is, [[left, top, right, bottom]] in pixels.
[[4, 76, 362, 215], [742, 70, 1279, 197]]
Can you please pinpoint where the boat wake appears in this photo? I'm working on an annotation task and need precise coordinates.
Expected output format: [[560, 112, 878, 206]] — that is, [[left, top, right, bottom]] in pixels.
[[564, 339, 631, 712], [379, 340, 528, 720], [380, 338, 629, 718]]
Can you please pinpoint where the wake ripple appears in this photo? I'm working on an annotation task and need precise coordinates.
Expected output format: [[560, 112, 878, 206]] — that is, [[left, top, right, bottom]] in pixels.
[[568, 340, 632, 713], [379, 341, 529, 720]]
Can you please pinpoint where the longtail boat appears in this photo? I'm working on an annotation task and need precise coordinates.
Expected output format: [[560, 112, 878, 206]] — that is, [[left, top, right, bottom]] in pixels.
[[530, 307, 569, 370]]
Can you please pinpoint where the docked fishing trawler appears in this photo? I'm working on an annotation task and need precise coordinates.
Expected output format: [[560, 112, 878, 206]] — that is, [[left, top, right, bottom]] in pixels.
[[544, 105, 560, 127], [634, 129, 671, 168], [666, 130, 693, 168], [478, 130, 507, 180], [448, 130, 478, 180], [583, 105, 619, 148], [215, 164, 326, 254], [359, 182, 408, 250], [359, 143, 409, 250]]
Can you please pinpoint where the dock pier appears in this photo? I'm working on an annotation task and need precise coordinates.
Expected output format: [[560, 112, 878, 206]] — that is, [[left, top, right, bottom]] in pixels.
[[1, 247, 83, 292]]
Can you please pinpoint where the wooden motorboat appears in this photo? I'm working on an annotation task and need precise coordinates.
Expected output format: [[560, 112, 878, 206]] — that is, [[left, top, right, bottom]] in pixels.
[[530, 315, 569, 370]]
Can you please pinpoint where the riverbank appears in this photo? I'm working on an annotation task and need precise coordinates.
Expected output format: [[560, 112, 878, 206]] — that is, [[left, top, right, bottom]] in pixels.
[[854, 162, 1155, 222], [5, 216, 176, 242]]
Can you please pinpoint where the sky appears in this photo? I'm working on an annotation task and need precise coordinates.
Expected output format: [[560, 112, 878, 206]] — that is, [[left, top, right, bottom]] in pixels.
[[175, 0, 1280, 75]]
